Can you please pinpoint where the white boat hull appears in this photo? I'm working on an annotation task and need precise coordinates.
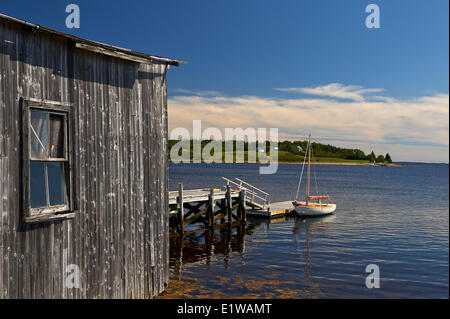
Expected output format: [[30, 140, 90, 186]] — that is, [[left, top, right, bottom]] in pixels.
[[293, 201, 336, 217]]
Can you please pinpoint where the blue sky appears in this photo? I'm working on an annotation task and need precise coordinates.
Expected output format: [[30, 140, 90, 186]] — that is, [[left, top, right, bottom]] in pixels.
[[1, 0, 449, 161]]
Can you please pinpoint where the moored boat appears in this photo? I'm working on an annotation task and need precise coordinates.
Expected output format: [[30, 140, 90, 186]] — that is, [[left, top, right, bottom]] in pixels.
[[292, 134, 337, 217], [293, 201, 337, 216]]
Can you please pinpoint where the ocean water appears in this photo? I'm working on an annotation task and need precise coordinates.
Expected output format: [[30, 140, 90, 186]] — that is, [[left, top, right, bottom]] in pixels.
[[159, 162, 449, 299]]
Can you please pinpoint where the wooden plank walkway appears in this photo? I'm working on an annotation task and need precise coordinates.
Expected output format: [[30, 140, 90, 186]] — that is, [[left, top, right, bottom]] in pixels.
[[168, 188, 240, 206]]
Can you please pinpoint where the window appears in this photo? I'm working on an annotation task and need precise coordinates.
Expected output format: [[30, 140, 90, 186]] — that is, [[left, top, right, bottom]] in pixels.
[[22, 99, 74, 223]]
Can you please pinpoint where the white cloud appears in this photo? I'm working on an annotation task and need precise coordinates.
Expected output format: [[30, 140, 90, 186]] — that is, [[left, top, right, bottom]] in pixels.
[[275, 83, 384, 102], [173, 88, 223, 97], [168, 84, 449, 162]]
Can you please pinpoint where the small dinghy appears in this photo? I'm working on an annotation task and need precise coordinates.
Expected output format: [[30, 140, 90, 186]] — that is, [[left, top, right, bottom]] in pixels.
[[292, 134, 337, 217]]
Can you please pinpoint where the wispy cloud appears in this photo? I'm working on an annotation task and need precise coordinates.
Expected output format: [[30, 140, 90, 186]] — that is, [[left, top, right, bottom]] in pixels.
[[173, 88, 224, 97], [169, 84, 449, 162], [275, 83, 384, 102]]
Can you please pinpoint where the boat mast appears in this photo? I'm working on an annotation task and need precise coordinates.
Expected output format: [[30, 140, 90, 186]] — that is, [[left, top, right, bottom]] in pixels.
[[306, 134, 311, 205]]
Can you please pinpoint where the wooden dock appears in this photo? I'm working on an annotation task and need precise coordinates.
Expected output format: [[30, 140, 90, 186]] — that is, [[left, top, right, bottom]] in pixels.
[[169, 182, 247, 236], [168, 188, 240, 207], [169, 178, 295, 236], [246, 201, 295, 218]]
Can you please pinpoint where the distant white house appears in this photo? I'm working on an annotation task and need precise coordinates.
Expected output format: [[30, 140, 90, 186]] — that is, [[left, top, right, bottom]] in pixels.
[[296, 146, 303, 152]]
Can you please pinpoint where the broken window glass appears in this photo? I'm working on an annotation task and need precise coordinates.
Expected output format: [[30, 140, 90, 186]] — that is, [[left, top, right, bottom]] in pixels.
[[30, 110, 49, 159], [27, 107, 70, 214]]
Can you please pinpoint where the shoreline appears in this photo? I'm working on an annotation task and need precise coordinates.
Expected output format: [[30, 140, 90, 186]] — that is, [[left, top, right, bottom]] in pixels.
[[276, 162, 405, 166], [168, 160, 406, 167]]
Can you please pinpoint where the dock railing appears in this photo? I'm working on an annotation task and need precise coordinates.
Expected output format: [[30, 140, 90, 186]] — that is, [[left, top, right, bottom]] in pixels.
[[222, 177, 270, 210]]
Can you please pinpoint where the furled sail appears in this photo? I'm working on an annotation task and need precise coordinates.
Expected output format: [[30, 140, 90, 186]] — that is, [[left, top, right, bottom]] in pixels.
[[308, 195, 329, 200]]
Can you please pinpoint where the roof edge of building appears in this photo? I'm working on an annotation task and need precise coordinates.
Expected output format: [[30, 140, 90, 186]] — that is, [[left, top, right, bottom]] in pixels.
[[0, 13, 185, 66]]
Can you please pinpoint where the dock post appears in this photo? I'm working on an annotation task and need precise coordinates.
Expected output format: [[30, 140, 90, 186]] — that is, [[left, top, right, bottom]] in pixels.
[[208, 189, 215, 229], [220, 199, 226, 224], [226, 184, 232, 225], [178, 182, 184, 235], [239, 188, 247, 224]]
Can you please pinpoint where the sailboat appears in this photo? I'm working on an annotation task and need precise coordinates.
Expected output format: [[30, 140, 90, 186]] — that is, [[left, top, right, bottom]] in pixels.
[[292, 134, 337, 217]]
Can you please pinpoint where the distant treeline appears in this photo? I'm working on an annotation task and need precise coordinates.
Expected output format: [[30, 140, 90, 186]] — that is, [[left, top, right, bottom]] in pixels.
[[278, 140, 392, 163], [168, 139, 393, 163]]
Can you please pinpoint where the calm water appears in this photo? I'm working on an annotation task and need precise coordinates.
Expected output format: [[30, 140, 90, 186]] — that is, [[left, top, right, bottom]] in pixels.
[[159, 162, 449, 299]]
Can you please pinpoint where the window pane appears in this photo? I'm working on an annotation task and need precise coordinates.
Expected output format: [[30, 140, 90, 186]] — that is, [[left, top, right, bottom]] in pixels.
[[49, 114, 65, 158], [47, 162, 67, 206], [30, 161, 47, 208], [30, 111, 49, 159]]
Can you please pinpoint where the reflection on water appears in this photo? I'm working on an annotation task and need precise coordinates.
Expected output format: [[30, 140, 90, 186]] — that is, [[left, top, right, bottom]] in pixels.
[[159, 215, 337, 299], [293, 215, 337, 289], [161, 162, 449, 298], [169, 224, 248, 276]]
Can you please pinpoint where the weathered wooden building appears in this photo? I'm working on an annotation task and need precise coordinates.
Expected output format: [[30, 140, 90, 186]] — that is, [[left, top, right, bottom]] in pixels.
[[0, 14, 181, 298]]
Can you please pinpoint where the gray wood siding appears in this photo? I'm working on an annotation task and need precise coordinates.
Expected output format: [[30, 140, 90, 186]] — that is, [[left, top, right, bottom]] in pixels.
[[0, 18, 169, 298]]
